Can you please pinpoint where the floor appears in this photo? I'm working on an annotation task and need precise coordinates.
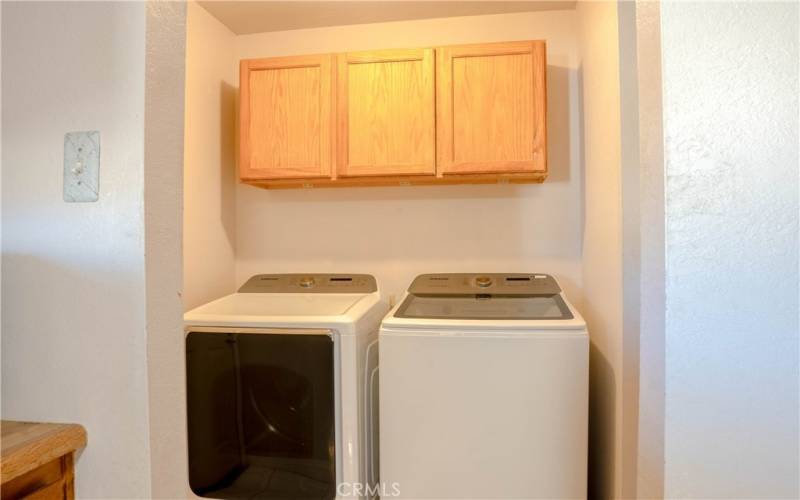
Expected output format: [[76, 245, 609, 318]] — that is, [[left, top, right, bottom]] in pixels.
[[204, 456, 334, 499]]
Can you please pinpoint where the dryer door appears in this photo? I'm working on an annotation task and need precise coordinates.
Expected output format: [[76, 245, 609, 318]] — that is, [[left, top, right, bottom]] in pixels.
[[186, 329, 336, 499]]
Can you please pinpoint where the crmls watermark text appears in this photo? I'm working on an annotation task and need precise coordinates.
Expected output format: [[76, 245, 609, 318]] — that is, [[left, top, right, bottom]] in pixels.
[[337, 482, 401, 497]]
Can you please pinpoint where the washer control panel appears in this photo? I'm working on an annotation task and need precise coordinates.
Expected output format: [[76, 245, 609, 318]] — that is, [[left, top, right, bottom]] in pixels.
[[239, 274, 377, 293], [407, 273, 561, 296]]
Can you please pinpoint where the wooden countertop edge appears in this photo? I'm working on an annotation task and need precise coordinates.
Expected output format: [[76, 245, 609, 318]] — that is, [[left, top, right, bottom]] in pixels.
[[1, 422, 87, 483]]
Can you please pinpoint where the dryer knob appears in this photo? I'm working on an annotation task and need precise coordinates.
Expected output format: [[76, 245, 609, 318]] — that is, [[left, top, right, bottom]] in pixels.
[[299, 276, 316, 288], [476, 276, 493, 288]]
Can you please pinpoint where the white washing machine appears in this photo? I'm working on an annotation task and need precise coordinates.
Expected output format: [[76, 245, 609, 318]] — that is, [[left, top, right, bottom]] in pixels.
[[185, 274, 388, 499], [379, 273, 588, 499]]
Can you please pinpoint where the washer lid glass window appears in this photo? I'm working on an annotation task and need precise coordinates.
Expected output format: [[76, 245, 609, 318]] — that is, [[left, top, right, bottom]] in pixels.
[[394, 293, 574, 320]]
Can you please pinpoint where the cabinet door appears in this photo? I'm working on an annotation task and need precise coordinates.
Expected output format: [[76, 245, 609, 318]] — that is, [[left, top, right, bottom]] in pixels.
[[337, 49, 435, 177], [239, 55, 334, 180], [436, 41, 546, 175]]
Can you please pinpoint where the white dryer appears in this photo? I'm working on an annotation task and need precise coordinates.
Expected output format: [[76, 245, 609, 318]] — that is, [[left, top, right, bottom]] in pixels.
[[185, 274, 388, 499], [379, 273, 588, 499]]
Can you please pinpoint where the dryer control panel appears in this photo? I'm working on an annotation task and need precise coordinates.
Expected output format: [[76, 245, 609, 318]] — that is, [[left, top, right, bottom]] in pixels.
[[239, 274, 377, 293], [408, 273, 562, 296]]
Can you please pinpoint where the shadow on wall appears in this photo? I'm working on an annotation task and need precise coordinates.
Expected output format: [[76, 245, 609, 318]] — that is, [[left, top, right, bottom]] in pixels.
[[573, 60, 615, 500], [576, 65, 586, 257], [220, 81, 237, 248], [546, 65, 573, 184], [588, 341, 616, 500]]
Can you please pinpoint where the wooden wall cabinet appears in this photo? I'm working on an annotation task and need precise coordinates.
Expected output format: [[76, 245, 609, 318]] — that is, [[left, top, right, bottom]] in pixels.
[[239, 55, 335, 180], [436, 41, 547, 175], [337, 49, 435, 177], [239, 40, 547, 188]]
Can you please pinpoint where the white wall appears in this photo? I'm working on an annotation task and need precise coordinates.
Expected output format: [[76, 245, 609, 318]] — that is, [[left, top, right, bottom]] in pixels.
[[575, 2, 625, 498], [183, 2, 237, 311], [616, 3, 644, 497], [1, 2, 152, 497], [233, 10, 585, 306], [145, 2, 188, 498], [628, 2, 666, 498], [661, 2, 799, 498]]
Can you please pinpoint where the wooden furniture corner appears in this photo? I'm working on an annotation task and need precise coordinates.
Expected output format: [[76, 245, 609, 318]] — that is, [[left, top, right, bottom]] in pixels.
[[1, 421, 87, 500]]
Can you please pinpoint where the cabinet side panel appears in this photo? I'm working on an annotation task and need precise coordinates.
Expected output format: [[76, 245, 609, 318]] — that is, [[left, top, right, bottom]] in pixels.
[[532, 40, 547, 172], [239, 62, 251, 177]]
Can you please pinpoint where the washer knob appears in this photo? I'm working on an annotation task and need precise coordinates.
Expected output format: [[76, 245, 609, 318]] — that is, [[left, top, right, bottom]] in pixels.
[[299, 276, 316, 288], [475, 276, 493, 288]]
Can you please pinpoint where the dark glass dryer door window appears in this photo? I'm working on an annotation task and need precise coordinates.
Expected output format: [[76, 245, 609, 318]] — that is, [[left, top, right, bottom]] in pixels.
[[186, 331, 335, 499]]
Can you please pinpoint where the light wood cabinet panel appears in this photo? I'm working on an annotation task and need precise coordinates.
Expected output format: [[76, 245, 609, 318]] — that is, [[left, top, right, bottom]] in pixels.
[[237, 40, 548, 189], [337, 49, 435, 177], [436, 41, 547, 175], [239, 54, 335, 180]]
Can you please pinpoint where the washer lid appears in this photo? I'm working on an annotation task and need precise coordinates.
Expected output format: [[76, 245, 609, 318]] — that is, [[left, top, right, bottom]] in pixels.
[[187, 292, 369, 318], [394, 273, 571, 320], [407, 273, 561, 296], [185, 274, 385, 331], [394, 293, 573, 320]]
